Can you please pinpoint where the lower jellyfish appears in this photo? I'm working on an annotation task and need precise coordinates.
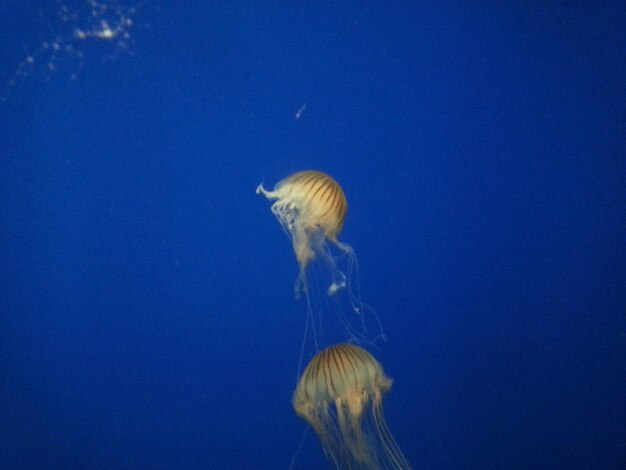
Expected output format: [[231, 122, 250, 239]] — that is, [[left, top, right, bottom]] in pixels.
[[293, 343, 411, 469]]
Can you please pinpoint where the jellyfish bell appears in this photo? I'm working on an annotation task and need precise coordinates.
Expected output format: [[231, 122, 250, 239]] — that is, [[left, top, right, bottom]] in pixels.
[[256, 170, 349, 297], [293, 343, 411, 469]]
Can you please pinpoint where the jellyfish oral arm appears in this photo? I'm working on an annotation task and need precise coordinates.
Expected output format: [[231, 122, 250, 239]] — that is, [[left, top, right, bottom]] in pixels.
[[327, 278, 347, 296], [256, 183, 277, 199]]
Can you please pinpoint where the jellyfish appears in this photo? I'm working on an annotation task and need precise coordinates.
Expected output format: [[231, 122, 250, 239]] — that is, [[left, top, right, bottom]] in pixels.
[[293, 343, 411, 469], [257, 170, 384, 357], [256, 170, 350, 297]]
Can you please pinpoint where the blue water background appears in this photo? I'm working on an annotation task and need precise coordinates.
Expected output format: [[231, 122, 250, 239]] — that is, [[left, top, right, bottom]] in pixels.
[[1, 2, 625, 468]]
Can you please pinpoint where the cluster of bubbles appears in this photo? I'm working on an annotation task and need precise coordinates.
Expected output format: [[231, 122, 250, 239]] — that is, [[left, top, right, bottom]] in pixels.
[[257, 171, 411, 469], [1, 0, 138, 104]]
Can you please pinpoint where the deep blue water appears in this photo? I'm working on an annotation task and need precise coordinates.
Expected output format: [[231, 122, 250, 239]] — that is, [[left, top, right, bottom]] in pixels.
[[1, 2, 625, 469]]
